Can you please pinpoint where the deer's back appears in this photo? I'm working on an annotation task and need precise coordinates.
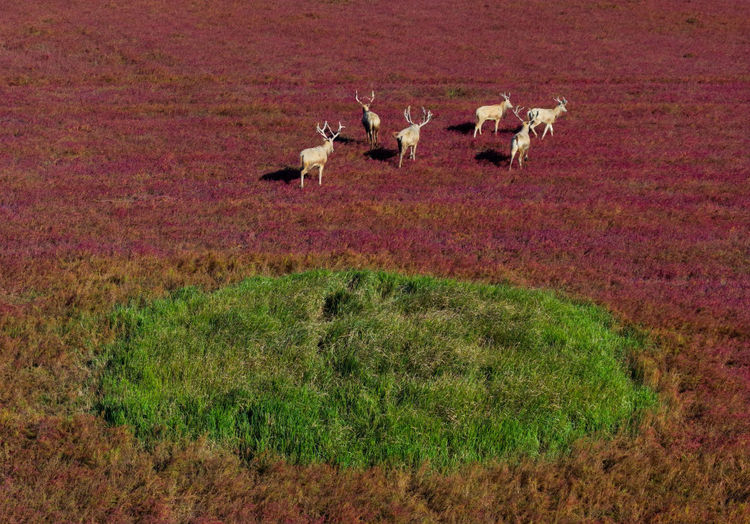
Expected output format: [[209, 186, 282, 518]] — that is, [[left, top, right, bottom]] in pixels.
[[396, 125, 419, 145], [529, 107, 556, 123], [476, 105, 504, 119], [300, 144, 328, 164], [363, 111, 380, 128]]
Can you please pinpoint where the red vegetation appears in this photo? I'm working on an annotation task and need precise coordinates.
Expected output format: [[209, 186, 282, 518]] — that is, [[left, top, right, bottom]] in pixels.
[[1, 0, 748, 520]]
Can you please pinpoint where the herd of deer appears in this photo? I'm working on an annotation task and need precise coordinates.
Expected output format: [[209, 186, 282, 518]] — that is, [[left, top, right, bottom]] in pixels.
[[298, 91, 569, 188]]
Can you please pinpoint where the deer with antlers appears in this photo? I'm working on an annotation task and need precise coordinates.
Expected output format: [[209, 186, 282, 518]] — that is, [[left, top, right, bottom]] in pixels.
[[473, 93, 513, 138], [355, 90, 381, 149], [509, 107, 537, 170], [527, 97, 568, 139], [392, 106, 433, 168], [298, 121, 344, 188]]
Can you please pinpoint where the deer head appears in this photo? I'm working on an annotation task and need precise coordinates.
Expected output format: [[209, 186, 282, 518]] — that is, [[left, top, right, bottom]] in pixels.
[[501, 92, 513, 109], [355, 90, 375, 111], [316, 121, 345, 151], [554, 97, 568, 112], [513, 107, 536, 127]]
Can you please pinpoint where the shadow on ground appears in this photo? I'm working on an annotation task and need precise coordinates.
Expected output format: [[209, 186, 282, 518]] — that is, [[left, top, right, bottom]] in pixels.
[[260, 167, 299, 183], [475, 149, 510, 166], [364, 147, 397, 162], [446, 122, 475, 135]]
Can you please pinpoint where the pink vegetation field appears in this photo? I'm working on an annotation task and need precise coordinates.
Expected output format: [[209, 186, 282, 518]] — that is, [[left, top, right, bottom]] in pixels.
[[1, 0, 748, 520]]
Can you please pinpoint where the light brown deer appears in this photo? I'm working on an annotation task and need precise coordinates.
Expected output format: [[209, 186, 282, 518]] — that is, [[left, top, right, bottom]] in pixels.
[[299, 121, 344, 188], [392, 106, 433, 168], [474, 93, 513, 137], [355, 90, 381, 149], [509, 107, 537, 170], [528, 97, 567, 139]]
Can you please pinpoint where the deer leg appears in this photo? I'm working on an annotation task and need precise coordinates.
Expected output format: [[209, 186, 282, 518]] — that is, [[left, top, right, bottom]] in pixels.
[[318, 164, 324, 185], [475, 119, 483, 137], [530, 123, 538, 137], [509, 146, 516, 171], [398, 147, 404, 168], [494, 119, 499, 134], [541, 124, 550, 140], [300, 166, 307, 188], [411, 144, 417, 160]]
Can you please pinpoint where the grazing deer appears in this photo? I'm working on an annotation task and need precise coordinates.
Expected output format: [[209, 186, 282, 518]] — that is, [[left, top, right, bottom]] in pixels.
[[509, 107, 537, 170], [355, 90, 381, 149], [393, 106, 433, 168], [299, 121, 344, 188], [474, 92, 513, 138], [527, 97, 567, 139]]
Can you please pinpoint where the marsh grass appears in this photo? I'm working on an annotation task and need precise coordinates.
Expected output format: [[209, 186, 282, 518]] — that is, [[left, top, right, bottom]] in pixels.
[[97, 270, 655, 468]]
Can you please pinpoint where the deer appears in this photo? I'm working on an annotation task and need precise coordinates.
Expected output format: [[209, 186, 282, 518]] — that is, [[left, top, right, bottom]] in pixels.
[[355, 90, 381, 149], [298, 121, 344, 188], [392, 106, 433, 168], [473, 92, 513, 138], [527, 97, 568, 139], [509, 107, 537, 171]]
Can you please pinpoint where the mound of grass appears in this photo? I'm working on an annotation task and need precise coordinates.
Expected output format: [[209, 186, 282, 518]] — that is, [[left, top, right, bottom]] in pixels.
[[97, 270, 655, 468]]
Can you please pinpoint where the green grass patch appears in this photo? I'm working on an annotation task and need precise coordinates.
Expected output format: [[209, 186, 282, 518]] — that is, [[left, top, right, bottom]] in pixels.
[[96, 270, 655, 468]]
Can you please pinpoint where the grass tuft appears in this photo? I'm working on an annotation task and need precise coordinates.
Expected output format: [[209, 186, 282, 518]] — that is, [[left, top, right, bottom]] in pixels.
[[97, 270, 655, 468]]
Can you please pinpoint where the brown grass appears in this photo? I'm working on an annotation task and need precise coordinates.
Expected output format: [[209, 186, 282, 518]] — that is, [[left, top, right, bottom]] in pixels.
[[1, 253, 748, 521]]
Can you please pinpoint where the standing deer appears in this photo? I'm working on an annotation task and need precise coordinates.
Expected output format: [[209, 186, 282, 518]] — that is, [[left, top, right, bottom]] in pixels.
[[509, 107, 537, 171], [527, 97, 568, 139], [473, 93, 513, 138], [299, 121, 344, 188], [355, 90, 381, 149], [393, 106, 433, 168]]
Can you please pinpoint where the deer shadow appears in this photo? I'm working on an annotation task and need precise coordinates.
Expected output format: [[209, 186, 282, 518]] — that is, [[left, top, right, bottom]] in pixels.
[[259, 166, 299, 184], [364, 147, 397, 162], [335, 135, 357, 145], [475, 149, 510, 167], [446, 121, 475, 135]]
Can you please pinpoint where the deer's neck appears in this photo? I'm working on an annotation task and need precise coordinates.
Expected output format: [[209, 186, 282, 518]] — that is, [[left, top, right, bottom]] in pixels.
[[324, 140, 334, 154]]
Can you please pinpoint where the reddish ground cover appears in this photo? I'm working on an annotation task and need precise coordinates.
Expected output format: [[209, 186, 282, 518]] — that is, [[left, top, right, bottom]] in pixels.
[[1, 0, 748, 520]]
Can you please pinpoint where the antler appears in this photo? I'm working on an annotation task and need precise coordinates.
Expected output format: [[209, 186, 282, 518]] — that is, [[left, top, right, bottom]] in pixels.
[[316, 121, 330, 139], [512, 106, 525, 122], [329, 121, 344, 140], [562, 97, 568, 105], [501, 92, 510, 100], [404, 105, 415, 125], [418, 106, 433, 127], [356, 90, 375, 106], [316, 121, 344, 140]]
